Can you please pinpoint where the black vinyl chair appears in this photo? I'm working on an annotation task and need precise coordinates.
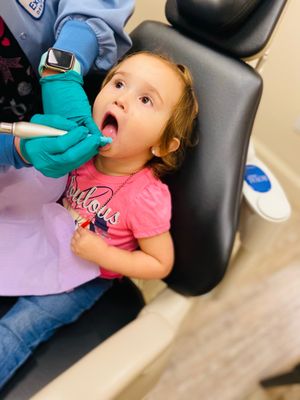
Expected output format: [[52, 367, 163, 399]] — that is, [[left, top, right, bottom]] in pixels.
[[0, 1, 288, 398]]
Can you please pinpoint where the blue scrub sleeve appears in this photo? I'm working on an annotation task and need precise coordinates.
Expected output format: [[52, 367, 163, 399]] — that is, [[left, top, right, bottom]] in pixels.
[[0, 134, 29, 168], [54, 20, 98, 75]]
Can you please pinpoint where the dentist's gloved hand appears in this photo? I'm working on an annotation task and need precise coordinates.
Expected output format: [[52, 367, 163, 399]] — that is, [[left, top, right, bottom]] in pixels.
[[40, 71, 104, 137], [19, 114, 111, 178]]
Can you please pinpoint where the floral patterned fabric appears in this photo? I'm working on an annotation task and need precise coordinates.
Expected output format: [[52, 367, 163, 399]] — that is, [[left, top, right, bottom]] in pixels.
[[0, 17, 42, 122]]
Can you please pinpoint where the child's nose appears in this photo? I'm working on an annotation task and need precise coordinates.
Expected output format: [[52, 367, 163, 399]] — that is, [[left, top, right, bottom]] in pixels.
[[114, 99, 125, 111], [114, 93, 129, 111]]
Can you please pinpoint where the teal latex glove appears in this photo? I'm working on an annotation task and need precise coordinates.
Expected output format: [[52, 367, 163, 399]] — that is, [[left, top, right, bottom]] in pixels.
[[40, 71, 105, 137], [20, 114, 111, 178]]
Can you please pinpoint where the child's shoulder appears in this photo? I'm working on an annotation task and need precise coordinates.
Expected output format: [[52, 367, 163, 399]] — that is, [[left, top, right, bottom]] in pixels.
[[131, 168, 171, 208], [128, 169, 172, 232], [135, 167, 169, 191]]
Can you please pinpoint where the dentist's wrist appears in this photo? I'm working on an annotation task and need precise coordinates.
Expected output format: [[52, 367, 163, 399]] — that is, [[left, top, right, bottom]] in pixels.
[[41, 68, 64, 77]]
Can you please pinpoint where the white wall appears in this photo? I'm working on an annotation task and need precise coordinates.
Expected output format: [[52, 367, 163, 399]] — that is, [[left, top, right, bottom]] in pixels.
[[125, 0, 167, 33], [251, 0, 300, 208]]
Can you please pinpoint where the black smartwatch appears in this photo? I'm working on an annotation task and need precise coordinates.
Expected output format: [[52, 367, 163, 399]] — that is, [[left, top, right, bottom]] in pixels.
[[39, 48, 81, 76]]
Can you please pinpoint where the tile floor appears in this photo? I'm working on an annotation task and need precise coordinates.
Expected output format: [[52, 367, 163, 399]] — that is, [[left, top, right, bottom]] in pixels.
[[145, 209, 300, 400]]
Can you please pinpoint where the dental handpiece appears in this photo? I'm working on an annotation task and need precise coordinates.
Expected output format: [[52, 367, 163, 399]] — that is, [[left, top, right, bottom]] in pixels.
[[0, 121, 67, 139]]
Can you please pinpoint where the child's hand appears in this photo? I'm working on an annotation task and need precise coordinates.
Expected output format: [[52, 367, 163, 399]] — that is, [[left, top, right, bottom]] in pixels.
[[71, 227, 107, 263]]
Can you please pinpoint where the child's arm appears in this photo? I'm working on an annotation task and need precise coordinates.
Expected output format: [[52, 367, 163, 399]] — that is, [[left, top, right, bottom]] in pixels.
[[71, 227, 174, 280]]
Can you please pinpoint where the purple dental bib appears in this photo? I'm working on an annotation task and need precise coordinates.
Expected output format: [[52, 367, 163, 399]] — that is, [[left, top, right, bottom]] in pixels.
[[0, 167, 99, 295]]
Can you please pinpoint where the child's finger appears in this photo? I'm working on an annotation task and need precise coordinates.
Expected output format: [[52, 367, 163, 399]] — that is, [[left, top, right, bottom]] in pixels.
[[72, 232, 79, 242], [77, 226, 90, 236], [76, 227, 85, 236]]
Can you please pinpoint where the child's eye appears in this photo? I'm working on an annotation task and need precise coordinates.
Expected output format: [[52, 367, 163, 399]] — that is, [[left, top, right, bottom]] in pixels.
[[114, 80, 124, 89], [140, 96, 153, 106]]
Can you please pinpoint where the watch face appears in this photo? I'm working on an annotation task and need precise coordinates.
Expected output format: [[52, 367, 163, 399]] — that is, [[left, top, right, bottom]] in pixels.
[[46, 48, 74, 70]]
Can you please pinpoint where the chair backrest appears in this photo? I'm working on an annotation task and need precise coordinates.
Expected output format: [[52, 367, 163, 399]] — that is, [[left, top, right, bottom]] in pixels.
[[129, 20, 262, 296], [128, 0, 288, 296]]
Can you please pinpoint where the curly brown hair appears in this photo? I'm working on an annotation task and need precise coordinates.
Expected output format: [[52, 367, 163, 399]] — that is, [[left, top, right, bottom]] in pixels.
[[101, 51, 199, 177]]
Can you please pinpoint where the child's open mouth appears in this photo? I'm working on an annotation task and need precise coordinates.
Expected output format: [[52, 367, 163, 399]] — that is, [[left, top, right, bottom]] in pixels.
[[101, 112, 118, 142]]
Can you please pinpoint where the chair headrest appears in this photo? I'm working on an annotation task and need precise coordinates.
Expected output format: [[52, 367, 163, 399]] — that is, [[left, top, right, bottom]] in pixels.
[[166, 0, 288, 58], [177, 0, 263, 33]]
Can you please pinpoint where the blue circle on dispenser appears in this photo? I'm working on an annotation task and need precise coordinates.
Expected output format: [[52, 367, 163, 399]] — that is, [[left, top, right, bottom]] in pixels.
[[244, 165, 271, 192]]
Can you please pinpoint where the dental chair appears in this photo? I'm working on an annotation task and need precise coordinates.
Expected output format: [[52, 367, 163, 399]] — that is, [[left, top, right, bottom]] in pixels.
[[0, 1, 288, 399]]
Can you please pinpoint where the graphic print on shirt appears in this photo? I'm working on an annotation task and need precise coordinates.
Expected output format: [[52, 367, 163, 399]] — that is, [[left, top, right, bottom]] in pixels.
[[65, 173, 121, 237], [87, 215, 109, 239]]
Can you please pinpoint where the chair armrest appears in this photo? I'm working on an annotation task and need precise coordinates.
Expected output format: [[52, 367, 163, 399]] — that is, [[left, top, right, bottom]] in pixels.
[[31, 288, 194, 400], [31, 313, 173, 400]]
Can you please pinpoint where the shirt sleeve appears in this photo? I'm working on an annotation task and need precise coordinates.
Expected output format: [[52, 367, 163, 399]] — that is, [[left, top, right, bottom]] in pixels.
[[53, 0, 135, 74], [0, 134, 29, 168], [128, 181, 172, 239]]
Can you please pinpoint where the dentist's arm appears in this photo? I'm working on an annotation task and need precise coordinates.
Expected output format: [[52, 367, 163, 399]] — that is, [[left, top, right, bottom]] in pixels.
[[39, 1, 134, 138], [53, 1, 134, 74]]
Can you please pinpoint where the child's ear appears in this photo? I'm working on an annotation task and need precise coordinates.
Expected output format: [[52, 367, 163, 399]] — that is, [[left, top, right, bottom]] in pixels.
[[167, 137, 180, 154], [151, 138, 180, 157]]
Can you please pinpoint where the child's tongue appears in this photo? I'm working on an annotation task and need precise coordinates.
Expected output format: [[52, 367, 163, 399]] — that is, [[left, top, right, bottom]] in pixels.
[[102, 124, 117, 141]]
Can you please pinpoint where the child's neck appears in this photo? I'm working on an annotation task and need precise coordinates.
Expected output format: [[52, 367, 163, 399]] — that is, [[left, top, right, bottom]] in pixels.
[[94, 156, 146, 176]]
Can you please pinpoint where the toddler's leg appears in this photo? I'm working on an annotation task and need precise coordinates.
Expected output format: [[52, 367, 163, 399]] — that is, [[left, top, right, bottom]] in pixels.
[[0, 278, 112, 389]]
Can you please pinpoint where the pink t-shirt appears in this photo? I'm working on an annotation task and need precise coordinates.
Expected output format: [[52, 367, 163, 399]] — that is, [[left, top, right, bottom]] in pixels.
[[63, 159, 172, 279]]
